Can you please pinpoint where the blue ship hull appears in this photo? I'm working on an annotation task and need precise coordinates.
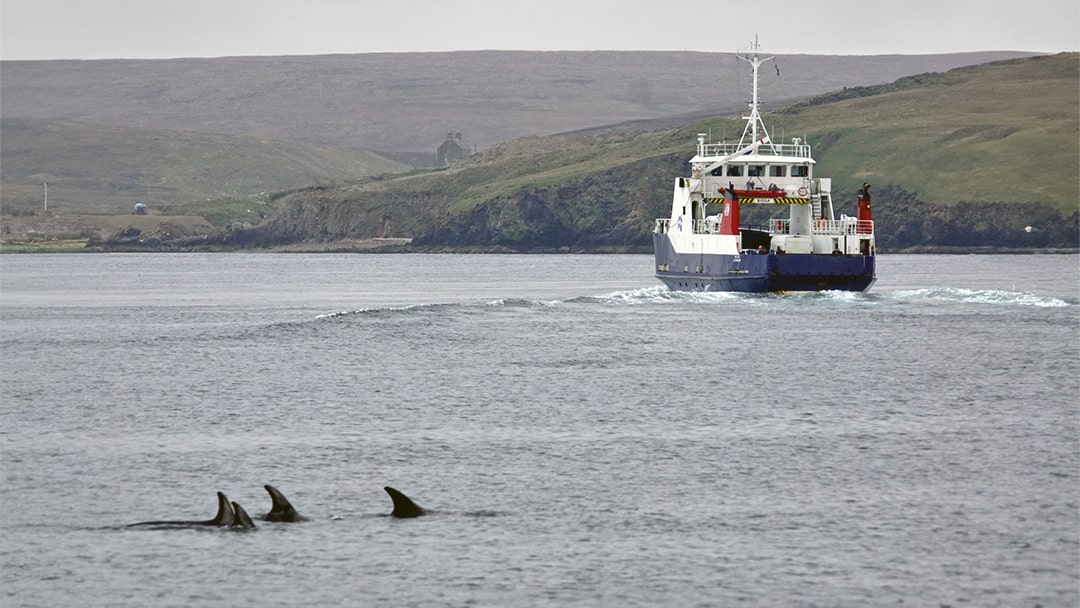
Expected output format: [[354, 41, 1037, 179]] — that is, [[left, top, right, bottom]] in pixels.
[[653, 235, 875, 292]]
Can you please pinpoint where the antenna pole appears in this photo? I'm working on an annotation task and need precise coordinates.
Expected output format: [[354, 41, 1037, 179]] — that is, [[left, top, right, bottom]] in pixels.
[[738, 35, 774, 147]]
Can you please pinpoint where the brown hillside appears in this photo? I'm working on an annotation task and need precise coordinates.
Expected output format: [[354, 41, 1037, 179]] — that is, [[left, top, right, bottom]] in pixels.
[[1, 51, 1033, 154]]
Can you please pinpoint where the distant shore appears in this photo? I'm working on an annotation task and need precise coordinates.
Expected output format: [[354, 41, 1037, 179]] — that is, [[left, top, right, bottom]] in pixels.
[[1, 237, 1075, 256]]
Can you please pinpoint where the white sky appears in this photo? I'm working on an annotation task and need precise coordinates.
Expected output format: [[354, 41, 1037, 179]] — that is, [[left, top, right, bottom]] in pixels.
[[2, 0, 1077, 60]]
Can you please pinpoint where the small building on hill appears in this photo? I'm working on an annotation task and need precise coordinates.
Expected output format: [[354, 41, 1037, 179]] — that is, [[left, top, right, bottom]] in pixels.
[[437, 132, 472, 167]]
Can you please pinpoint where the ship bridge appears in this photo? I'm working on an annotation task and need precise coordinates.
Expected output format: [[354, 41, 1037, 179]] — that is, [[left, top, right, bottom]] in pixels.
[[689, 135, 822, 209]]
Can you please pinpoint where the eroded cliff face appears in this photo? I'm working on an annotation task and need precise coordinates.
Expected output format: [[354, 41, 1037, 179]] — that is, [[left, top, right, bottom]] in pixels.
[[410, 154, 686, 251], [867, 186, 1079, 250], [190, 153, 687, 252], [258, 188, 450, 245]]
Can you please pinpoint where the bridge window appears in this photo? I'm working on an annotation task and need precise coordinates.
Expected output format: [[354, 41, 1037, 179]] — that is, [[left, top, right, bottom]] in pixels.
[[792, 165, 809, 177], [748, 165, 765, 177], [710, 166, 724, 176], [726, 165, 743, 177], [769, 165, 786, 177]]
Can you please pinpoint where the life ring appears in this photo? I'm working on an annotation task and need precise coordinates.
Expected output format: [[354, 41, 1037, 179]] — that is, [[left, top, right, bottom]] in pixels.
[[797, 186, 808, 196]]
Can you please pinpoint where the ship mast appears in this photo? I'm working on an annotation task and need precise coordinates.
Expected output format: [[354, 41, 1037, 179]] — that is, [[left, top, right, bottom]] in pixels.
[[738, 35, 773, 147]]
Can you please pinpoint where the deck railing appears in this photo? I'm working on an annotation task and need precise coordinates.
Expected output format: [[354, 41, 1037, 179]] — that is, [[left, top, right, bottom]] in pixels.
[[654, 217, 874, 236], [767, 219, 874, 235], [698, 142, 812, 159]]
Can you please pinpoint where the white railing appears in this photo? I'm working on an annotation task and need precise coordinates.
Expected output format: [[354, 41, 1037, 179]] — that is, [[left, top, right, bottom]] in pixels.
[[770, 219, 874, 235], [698, 142, 812, 159], [655, 217, 873, 236], [814, 219, 874, 235]]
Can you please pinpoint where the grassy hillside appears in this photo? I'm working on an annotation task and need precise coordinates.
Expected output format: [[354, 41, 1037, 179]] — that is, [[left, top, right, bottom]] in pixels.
[[1, 51, 1033, 154], [355, 53, 1078, 215], [0, 118, 407, 214], [769, 53, 1080, 206], [0, 50, 1042, 222]]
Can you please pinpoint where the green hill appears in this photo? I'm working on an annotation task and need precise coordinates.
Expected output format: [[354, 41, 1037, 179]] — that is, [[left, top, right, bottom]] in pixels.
[[2, 51, 1029, 155], [0, 118, 407, 214], [773, 54, 1079, 206], [467, 52, 1079, 213]]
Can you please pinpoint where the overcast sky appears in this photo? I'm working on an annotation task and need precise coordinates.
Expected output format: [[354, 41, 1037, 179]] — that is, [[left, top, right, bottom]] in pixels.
[[2, 0, 1077, 60]]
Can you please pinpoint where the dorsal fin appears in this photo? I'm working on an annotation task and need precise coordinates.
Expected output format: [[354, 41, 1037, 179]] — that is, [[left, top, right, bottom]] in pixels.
[[231, 502, 256, 529], [262, 484, 308, 522], [210, 491, 236, 526], [384, 486, 426, 518]]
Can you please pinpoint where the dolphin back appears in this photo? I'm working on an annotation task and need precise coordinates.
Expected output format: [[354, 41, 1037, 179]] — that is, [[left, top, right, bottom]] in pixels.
[[127, 491, 236, 528]]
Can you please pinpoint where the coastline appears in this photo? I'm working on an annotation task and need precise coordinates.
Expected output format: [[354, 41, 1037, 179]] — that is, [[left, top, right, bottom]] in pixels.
[[1, 238, 1075, 255]]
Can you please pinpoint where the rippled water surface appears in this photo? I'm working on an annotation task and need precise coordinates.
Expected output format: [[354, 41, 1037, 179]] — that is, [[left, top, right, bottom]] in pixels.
[[2, 253, 1078, 607]]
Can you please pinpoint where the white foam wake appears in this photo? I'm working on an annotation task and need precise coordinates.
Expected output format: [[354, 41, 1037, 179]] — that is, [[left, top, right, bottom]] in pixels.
[[892, 288, 1070, 308]]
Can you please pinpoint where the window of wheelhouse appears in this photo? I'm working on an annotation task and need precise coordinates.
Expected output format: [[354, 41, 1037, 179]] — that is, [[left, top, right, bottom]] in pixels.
[[726, 165, 743, 177], [748, 165, 765, 177], [769, 165, 786, 177], [791, 165, 809, 177]]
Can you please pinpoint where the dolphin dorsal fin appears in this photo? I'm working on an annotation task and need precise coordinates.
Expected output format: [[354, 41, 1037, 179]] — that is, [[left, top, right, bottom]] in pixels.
[[384, 486, 426, 518], [211, 492, 236, 526], [266, 485, 291, 511], [231, 502, 256, 529], [262, 484, 308, 522]]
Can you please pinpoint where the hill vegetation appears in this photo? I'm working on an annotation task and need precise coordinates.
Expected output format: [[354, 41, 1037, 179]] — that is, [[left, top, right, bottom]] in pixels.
[[1, 51, 1027, 155], [776, 56, 1079, 205], [0, 118, 407, 214], [5, 50, 1026, 241]]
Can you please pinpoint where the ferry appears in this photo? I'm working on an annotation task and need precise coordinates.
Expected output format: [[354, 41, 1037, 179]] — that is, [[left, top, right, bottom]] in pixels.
[[653, 40, 876, 292]]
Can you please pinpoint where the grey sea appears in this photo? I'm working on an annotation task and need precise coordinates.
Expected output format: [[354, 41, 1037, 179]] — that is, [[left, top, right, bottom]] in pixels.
[[1, 253, 1077, 607]]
